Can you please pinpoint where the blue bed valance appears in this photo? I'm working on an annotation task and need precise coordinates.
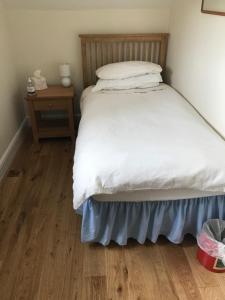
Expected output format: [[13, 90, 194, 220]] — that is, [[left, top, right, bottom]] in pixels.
[[77, 195, 225, 246]]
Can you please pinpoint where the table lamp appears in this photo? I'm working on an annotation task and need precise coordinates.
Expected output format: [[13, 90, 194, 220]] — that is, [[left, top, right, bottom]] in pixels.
[[59, 63, 71, 87]]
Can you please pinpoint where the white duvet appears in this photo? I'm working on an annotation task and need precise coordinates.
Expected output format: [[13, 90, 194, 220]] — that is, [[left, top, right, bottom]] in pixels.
[[73, 84, 225, 209]]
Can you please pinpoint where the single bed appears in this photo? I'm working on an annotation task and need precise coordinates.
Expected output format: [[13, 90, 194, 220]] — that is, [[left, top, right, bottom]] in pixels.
[[73, 34, 225, 245]]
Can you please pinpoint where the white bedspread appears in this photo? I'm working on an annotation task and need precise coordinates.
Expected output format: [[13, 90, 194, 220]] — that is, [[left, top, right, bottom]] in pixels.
[[73, 84, 225, 209]]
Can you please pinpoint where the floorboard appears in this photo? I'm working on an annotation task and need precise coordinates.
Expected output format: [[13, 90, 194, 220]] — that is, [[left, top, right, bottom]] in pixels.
[[0, 133, 225, 300]]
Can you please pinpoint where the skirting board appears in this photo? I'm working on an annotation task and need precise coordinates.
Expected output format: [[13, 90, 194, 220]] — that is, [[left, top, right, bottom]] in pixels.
[[0, 117, 27, 180]]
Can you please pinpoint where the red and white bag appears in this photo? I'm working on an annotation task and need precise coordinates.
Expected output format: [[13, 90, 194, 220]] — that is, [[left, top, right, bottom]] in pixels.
[[197, 219, 225, 273]]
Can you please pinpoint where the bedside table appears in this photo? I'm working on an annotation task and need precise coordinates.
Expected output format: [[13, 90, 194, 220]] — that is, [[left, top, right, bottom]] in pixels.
[[26, 85, 75, 145]]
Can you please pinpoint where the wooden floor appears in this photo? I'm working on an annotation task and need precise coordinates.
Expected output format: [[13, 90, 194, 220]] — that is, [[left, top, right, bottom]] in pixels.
[[1, 133, 225, 300]]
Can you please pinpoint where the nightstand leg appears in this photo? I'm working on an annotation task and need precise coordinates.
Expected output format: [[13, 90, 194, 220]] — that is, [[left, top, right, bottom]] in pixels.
[[70, 134, 75, 143], [68, 101, 75, 146], [28, 102, 39, 146]]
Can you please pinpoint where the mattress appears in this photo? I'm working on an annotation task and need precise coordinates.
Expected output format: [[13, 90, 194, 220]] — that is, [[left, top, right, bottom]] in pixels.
[[94, 189, 224, 202], [73, 84, 225, 209]]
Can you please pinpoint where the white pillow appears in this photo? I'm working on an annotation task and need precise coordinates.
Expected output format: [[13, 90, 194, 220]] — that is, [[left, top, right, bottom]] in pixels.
[[96, 61, 162, 80], [92, 73, 162, 92]]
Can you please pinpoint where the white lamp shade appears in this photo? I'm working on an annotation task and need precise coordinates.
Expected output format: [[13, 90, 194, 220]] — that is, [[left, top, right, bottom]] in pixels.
[[59, 64, 71, 77]]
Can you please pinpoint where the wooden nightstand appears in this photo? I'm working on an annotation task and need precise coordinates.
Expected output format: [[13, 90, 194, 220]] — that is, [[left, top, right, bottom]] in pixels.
[[26, 85, 75, 145]]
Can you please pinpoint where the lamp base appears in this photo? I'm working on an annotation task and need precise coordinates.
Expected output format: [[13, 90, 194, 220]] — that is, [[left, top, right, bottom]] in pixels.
[[61, 77, 71, 88]]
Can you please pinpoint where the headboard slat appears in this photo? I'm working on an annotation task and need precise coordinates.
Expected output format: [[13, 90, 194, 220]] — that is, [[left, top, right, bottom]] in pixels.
[[79, 33, 169, 88]]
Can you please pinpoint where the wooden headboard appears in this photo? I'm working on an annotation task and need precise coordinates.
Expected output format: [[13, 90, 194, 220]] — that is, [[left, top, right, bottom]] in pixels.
[[79, 33, 169, 88]]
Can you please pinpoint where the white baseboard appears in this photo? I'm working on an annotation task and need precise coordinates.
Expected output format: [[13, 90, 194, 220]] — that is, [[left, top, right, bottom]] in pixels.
[[0, 117, 27, 180]]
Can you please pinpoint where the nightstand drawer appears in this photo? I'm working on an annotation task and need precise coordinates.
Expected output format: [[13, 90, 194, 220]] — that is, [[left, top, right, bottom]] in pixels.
[[33, 99, 69, 111]]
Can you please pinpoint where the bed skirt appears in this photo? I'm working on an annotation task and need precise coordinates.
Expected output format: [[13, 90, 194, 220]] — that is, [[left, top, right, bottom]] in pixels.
[[76, 195, 225, 246]]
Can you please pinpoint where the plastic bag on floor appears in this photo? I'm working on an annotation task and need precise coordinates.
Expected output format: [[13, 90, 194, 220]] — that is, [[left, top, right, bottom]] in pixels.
[[197, 219, 225, 272]]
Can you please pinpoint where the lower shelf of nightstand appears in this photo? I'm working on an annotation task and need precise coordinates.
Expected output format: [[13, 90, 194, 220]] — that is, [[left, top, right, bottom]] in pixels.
[[38, 127, 71, 138], [37, 118, 72, 138]]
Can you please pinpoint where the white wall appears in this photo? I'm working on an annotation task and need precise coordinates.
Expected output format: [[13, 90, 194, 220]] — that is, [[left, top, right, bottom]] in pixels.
[[2, 0, 173, 10], [6, 8, 170, 99], [168, 0, 225, 137], [0, 3, 24, 159]]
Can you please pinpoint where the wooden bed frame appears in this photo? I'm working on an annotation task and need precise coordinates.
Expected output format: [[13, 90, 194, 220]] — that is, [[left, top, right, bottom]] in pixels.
[[79, 33, 169, 88]]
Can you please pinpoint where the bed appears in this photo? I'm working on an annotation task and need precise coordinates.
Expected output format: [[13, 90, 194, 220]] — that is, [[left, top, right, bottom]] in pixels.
[[73, 34, 225, 245]]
